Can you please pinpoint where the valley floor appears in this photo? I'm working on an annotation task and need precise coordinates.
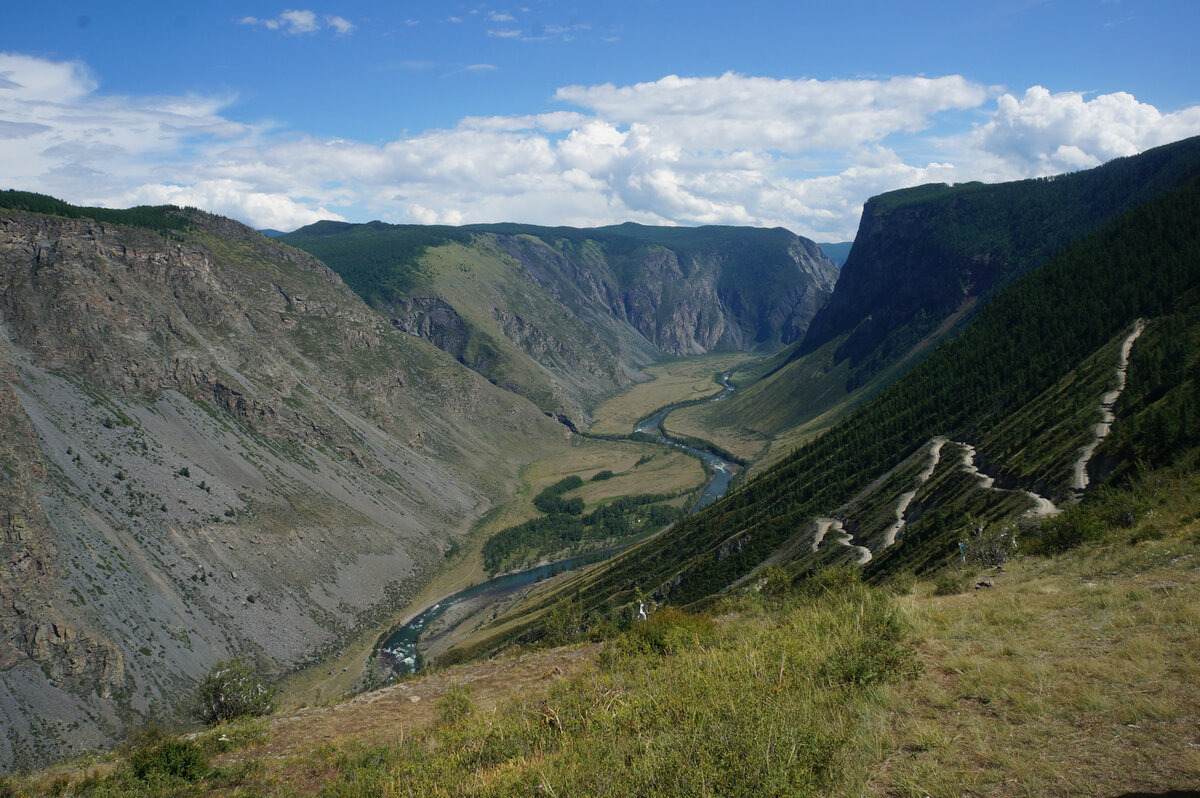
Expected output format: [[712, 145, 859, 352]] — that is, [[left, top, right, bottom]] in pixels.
[[14, 471, 1199, 797], [275, 355, 743, 709]]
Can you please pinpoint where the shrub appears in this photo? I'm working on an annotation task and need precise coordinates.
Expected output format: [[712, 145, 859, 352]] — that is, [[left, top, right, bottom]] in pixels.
[[195, 659, 273, 725], [932, 569, 972, 596], [436, 686, 476, 727], [756, 564, 794, 598], [126, 730, 209, 782], [963, 522, 1017, 567], [819, 595, 922, 686], [618, 607, 716, 656]]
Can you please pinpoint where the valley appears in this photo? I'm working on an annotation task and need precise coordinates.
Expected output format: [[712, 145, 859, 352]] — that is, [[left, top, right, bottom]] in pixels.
[[278, 352, 756, 706], [3, 136, 1200, 794]]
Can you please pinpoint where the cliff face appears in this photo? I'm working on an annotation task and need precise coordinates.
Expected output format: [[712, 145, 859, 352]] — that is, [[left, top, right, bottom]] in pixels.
[[799, 196, 994, 383], [798, 136, 1200, 391], [281, 223, 838, 427], [0, 209, 563, 771], [488, 226, 838, 359]]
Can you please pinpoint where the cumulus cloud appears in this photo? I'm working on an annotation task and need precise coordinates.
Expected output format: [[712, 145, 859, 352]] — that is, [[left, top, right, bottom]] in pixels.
[[120, 180, 344, 231], [3, 52, 1200, 238], [967, 85, 1200, 175], [239, 9, 354, 35], [555, 73, 989, 152]]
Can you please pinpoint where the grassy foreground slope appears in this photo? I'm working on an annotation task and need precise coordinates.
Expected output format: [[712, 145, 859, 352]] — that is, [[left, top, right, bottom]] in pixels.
[[8, 468, 1198, 796]]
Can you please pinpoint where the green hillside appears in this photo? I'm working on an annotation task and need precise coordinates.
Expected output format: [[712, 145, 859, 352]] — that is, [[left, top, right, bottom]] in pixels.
[[280, 220, 838, 426], [461, 164, 1200, 649], [693, 136, 1200, 451]]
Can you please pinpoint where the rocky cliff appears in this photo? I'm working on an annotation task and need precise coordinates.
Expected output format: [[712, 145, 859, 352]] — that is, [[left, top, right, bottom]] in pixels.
[[282, 222, 838, 427], [798, 136, 1200, 390], [485, 225, 837, 358], [0, 207, 564, 771]]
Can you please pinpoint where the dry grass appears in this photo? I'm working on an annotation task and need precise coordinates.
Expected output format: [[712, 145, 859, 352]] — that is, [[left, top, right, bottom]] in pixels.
[[521, 438, 705, 505], [587, 353, 758, 436], [665, 402, 771, 462], [11, 506, 1199, 796], [874, 531, 1200, 797]]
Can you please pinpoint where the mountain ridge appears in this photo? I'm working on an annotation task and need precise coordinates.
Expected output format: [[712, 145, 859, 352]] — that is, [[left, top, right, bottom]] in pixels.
[[279, 220, 838, 426]]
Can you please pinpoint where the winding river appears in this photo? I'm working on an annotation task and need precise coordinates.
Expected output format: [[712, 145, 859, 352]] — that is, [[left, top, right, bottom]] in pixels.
[[378, 373, 739, 677]]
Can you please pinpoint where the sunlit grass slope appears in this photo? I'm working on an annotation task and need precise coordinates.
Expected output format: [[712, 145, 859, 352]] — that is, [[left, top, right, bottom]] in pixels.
[[11, 466, 1198, 796]]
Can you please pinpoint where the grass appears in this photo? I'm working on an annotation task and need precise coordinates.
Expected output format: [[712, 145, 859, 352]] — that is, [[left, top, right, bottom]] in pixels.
[[12, 467, 1198, 796], [587, 353, 759, 436], [875, 470, 1200, 797]]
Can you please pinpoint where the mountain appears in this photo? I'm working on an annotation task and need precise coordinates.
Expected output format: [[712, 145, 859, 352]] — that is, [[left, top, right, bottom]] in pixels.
[[817, 241, 852, 268], [279, 222, 838, 427], [686, 136, 1200, 463], [450, 142, 1200, 655], [0, 199, 567, 771]]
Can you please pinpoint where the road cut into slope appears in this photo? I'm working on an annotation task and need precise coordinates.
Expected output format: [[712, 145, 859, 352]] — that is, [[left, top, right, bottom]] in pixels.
[[812, 517, 872, 564], [1072, 319, 1146, 497], [883, 436, 949, 548]]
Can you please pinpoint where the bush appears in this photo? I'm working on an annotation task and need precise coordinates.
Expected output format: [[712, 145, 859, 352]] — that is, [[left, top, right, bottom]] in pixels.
[[195, 659, 273, 725], [436, 686, 476, 727], [618, 607, 716, 656], [932, 569, 972, 596], [819, 595, 922, 686], [963, 522, 1017, 567], [126, 730, 209, 782]]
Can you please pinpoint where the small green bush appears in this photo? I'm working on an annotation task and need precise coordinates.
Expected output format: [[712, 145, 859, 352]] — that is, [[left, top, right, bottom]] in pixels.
[[618, 607, 716, 656], [126, 733, 209, 782], [436, 686, 476, 727], [820, 596, 921, 686], [932, 570, 972, 596]]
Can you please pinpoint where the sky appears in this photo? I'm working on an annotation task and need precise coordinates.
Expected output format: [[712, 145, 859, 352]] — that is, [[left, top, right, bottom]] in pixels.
[[1, 1, 1199, 241]]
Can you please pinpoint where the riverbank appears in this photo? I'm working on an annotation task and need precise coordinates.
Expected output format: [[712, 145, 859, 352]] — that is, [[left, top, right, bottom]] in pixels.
[[375, 370, 746, 680], [275, 358, 749, 707]]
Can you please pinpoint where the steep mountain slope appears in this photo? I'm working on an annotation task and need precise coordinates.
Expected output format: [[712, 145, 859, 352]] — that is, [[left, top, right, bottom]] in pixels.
[[280, 222, 837, 427], [454, 162, 1200, 654], [0, 201, 566, 771], [694, 136, 1200, 451]]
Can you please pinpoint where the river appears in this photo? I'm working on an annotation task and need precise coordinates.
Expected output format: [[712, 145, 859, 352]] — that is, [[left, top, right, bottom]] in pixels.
[[378, 372, 739, 677]]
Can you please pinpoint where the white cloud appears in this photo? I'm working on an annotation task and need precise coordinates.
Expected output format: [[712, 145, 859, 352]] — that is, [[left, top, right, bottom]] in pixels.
[[967, 85, 1200, 175], [555, 73, 989, 152], [3, 52, 1200, 238], [121, 180, 344, 230], [324, 15, 355, 34], [239, 9, 353, 35]]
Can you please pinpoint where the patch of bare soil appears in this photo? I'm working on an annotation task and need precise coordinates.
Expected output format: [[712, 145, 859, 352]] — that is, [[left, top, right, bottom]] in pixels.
[[216, 643, 598, 772]]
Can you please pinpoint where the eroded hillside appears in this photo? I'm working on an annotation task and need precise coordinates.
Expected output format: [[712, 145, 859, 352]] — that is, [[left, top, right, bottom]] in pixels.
[[0, 207, 567, 771]]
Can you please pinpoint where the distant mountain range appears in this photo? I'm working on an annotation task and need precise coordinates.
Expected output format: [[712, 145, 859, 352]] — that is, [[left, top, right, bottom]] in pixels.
[[279, 221, 838, 427]]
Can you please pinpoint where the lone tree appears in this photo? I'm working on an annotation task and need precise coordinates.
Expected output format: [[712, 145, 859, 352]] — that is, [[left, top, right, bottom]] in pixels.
[[195, 659, 273, 724]]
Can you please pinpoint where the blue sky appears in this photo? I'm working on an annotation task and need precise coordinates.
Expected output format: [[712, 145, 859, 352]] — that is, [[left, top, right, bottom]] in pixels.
[[2, 1, 1198, 240]]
